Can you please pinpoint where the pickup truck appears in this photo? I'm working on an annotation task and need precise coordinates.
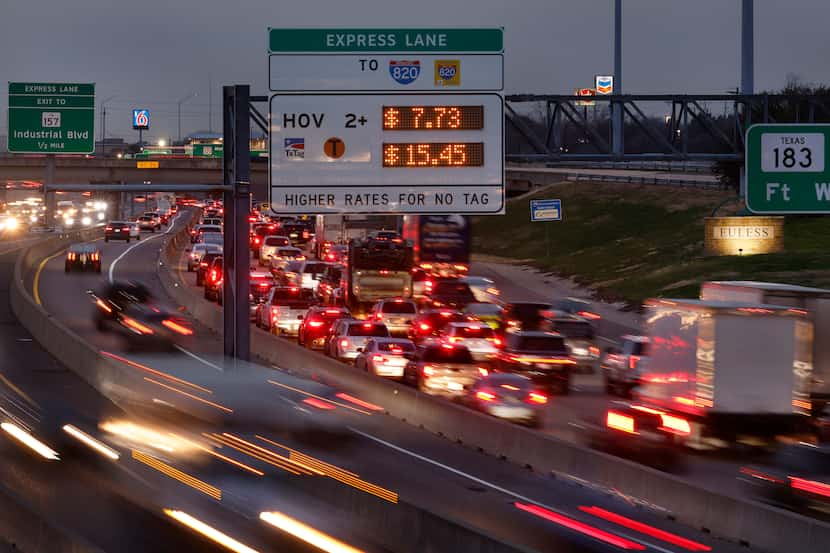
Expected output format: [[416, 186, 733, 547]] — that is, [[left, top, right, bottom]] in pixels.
[[256, 286, 315, 336], [600, 335, 649, 396]]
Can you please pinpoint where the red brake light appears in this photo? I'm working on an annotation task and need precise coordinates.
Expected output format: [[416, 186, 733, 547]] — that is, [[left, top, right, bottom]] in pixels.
[[476, 390, 496, 402], [789, 477, 830, 498], [199, 262, 208, 267], [375, 312, 383, 320], [324, 309, 342, 315], [372, 354, 386, 364], [105, 226, 112, 231], [478, 367, 489, 377], [362, 322, 373, 328], [577, 310, 602, 321], [629, 355, 640, 370], [659, 413, 691, 435], [254, 237, 261, 244], [308, 320, 325, 328], [162, 319, 193, 336], [419, 323, 431, 331], [606, 411, 636, 434], [209, 269, 217, 281], [527, 392, 548, 405], [340, 339, 349, 348], [493, 337, 503, 346]]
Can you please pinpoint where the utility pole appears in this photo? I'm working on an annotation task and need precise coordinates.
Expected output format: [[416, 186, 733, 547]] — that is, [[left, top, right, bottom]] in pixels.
[[739, 0, 754, 198], [208, 74, 213, 134], [611, 0, 623, 158], [177, 92, 198, 143], [100, 95, 116, 157]]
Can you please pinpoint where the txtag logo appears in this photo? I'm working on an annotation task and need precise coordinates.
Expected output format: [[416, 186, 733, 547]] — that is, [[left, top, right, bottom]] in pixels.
[[284, 138, 304, 159]]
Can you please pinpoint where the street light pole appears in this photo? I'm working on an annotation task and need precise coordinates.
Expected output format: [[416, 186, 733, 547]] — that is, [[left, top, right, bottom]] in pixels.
[[100, 95, 117, 157], [177, 92, 198, 143], [611, 0, 623, 158]]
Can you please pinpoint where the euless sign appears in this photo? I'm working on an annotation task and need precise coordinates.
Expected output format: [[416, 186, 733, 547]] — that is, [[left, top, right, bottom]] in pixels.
[[7, 82, 95, 154], [268, 28, 504, 215], [746, 124, 830, 214]]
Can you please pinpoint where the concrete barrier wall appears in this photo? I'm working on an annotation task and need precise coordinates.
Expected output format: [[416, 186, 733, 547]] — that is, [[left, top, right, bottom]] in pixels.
[[157, 224, 830, 553], [11, 216, 532, 553]]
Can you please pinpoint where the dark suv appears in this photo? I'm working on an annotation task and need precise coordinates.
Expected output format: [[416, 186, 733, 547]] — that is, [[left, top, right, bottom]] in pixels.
[[495, 331, 575, 394]]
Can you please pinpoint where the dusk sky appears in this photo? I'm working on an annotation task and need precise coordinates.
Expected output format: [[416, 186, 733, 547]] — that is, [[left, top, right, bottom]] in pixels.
[[2, 0, 828, 142]]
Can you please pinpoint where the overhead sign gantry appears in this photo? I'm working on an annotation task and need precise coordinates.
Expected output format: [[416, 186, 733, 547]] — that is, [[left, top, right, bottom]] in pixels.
[[268, 28, 505, 214]]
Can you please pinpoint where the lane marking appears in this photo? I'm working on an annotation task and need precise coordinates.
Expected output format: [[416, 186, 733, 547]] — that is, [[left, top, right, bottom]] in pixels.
[[0, 372, 40, 410], [33, 250, 65, 305], [267, 380, 372, 416], [143, 377, 233, 414], [174, 345, 224, 372], [108, 214, 180, 283], [349, 428, 675, 553]]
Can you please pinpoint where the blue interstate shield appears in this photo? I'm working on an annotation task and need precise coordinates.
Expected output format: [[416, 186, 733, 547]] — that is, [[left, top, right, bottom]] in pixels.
[[389, 60, 420, 85]]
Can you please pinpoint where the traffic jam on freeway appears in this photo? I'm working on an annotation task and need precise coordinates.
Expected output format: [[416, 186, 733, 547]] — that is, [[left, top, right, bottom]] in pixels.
[[3, 15, 830, 553]]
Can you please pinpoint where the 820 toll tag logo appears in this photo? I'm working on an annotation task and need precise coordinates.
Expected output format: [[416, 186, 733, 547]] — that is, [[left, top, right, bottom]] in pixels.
[[284, 138, 304, 159], [389, 60, 420, 85], [434, 60, 460, 86]]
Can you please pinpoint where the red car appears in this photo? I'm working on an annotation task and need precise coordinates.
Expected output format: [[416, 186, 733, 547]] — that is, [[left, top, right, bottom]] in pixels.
[[297, 306, 352, 349]]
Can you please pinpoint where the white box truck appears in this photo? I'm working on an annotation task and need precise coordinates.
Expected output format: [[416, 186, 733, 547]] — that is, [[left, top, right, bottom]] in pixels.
[[603, 299, 813, 451], [701, 281, 830, 413]]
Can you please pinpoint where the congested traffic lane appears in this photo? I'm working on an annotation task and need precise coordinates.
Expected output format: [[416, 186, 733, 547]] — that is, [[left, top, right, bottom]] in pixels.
[[26, 212, 739, 552]]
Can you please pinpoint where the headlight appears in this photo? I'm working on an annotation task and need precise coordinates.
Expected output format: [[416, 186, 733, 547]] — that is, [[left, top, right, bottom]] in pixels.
[[29, 215, 38, 223], [5, 218, 18, 230], [81, 216, 92, 226], [97, 212, 106, 221], [65, 218, 75, 226]]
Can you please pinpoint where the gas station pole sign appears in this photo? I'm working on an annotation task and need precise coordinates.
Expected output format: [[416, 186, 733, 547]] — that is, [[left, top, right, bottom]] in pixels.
[[268, 28, 504, 214]]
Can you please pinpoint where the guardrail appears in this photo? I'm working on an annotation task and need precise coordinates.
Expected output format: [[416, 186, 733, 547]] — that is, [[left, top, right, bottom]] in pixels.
[[157, 225, 830, 553], [10, 214, 531, 553]]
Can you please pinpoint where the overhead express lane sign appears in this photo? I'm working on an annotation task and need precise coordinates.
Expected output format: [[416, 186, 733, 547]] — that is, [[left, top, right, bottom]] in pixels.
[[7, 82, 95, 154], [268, 28, 503, 53], [268, 27, 504, 215], [746, 124, 830, 214]]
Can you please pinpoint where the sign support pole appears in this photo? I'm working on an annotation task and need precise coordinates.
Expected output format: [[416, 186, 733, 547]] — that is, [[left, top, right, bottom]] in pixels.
[[45, 154, 55, 227], [222, 85, 251, 361]]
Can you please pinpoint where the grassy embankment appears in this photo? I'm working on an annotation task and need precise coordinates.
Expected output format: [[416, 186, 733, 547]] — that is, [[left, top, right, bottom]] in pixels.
[[472, 182, 830, 306]]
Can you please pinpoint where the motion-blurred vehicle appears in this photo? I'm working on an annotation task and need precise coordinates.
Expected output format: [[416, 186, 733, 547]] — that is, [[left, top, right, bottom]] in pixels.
[[65, 243, 101, 273], [89, 281, 192, 348], [403, 343, 483, 398], [495, 331, 575, 394], [463, 302, 503, 330], [355, 337, 415, 379], [499, 302, 552, 333], [137, 215, 157, 232], [105, 221, 134, 242], [601, 335, 649, 396], [127, 222, 141, 240], [203, 256, 223, 301], [369, 298, 418, 336], [345, 236, 413, 316], [408, 308, 468, 345], [543, 313, 601, 373], [460, 276, 501, 304], [297, 306, 352, 349], [284, 260, 331, 293], [187, 243, 222, 272], [269, 247, 305, 271], [551, 297, 601, 323], [440, 321, 501, 361], [464, 373, 547, 427], [325, 320, 389, 362], [424, 280, 476, 309], [740, 443, 830, 513], [322, 244, 348, 264], [195, 251, 223, 286], [255, 286, 314, 335], [402, 215, 470, 277], [259, 235, 291, 266]]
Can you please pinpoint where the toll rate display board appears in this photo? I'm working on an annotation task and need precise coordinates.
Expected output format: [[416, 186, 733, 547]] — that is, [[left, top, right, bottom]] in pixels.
[[268, 28, 504, 214]]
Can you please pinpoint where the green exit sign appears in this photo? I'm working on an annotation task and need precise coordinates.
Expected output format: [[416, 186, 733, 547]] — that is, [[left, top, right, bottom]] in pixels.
[[746, 124, 830, 214], [7, 82, 95, 154]]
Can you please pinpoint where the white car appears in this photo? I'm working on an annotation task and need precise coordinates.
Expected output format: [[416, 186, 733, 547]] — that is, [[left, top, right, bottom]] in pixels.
[[259, 235, 291, 266], [460, 276, 502, 304], [441, 322, 500, 361], [127, 222, 141, 240], [187, 243, 222, 271], [355, 338, 416, 379]]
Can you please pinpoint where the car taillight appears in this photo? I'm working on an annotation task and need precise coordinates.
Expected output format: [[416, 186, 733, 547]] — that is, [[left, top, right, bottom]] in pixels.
[[507, 320, 519, 327], [606, 411, 636, 434], [372, 354, 387, 364], [476, 390, 496, 402], [105, 226, 112, 231], [577, 310, 601, 321], [478, 367, 489, 377], [191, 229, 197, 235], [162, 319, 193, 336], [659, 413, 691, 435], [258, 282, 270, 288], [95, 299, 112, 313], [199, 262, 208, 267], [340, 339, 349, 348], [254, 237, 260, 244], [308, 320, 325, 328], [789, 477, 830, 498], [492, 337, 503, 346], [67, 252, 75, 260], [209, 269, 218, 282], [589, 346, 600, 356], [422, 365, 436, 377], [425, 280, 434, 290], [302, 231, 309, 238], [375, 312, 383, 320], [326, 254, 335, 261], [629, 355, 641, 370], [527, 392, 548, 405], [448, 336, 463, 343], [419, 323, 431, 332], [122, 316, 154, 335]]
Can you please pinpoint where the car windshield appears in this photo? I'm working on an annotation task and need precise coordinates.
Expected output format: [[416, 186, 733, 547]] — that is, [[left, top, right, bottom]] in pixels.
[[381, 302, 417, 314], [303, 263, 328, 274], [550, 320, 594, 339], [465, 303, 502, 316], [376, 341, 415, 353], [433, 282, 473, 296], [278, 248, 301, 257], [347, 323, 389, 337], [451, 325, 494, 338], [422, 346, 474, 364], [201, 233, 223, 245], [510, 335, 567, 352], [264, 236, 289, 247], [271, 288, 313, 308], [139, 216, 152, 221], [508, 303, 550, 319]]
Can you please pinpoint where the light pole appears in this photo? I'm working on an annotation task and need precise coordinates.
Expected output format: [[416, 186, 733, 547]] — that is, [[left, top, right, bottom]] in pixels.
[[100, 95, 117, 157], [177, 92, 197, 143], [611, 0, 623, 158]]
